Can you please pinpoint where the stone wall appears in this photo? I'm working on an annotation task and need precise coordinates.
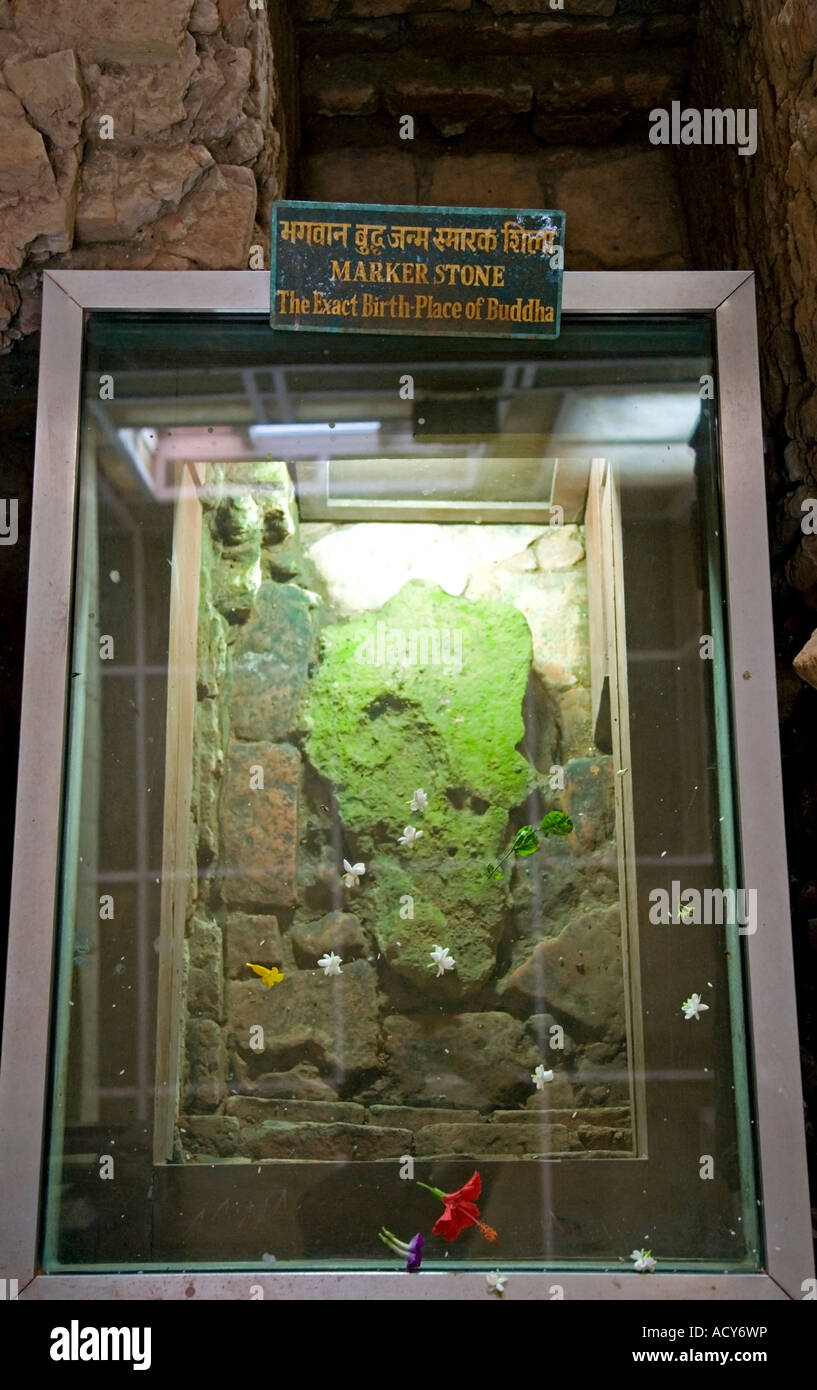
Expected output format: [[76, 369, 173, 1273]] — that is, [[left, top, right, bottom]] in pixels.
[[0, 0, 296, 349], [177, 464, 632, 1163], [677, 0, 817, 1189], [295, 0, 695, 267]]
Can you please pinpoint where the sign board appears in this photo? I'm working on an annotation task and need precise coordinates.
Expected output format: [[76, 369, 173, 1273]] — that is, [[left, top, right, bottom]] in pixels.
[[270, 201, 565, 339]]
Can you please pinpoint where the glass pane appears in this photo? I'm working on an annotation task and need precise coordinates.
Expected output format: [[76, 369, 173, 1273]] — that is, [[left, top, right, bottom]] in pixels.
[[43, 313, 758, 1273]]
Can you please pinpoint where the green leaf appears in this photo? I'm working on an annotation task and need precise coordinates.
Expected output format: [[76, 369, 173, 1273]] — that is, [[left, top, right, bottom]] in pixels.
[[486, 863, 503, 881], [512, 825, 539, 856], [540, 811, 573, 836]]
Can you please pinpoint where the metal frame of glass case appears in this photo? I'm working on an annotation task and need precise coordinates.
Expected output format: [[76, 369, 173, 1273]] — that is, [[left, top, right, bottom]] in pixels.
[[0, 269, 812, 1300]]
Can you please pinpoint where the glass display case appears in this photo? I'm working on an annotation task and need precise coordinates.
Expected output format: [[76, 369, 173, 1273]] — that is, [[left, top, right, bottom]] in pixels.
[[0, 270, 811, 1299]]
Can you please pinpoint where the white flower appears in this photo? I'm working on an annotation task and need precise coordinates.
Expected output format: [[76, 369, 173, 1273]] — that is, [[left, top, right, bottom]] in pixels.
[[341, 859, 365, 889], [630, 1248, 657, 1273], [317, 952, 342, 977], [531, 1064, 554, 1091], [410, 789, 428, 813], [430, 944, 455, 977], [398, 825, 423, 848], [486, 1271, 506, 1297], [681, 992, 709, 1021]]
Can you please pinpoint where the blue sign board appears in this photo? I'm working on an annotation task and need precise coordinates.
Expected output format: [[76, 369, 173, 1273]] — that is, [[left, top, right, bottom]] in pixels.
[[270, 201, 565, 340]]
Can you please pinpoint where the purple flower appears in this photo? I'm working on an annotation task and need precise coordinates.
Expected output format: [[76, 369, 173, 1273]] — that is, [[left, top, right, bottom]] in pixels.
[[406, 1232, 425, 1273], [378, 1227, 425, 1273]]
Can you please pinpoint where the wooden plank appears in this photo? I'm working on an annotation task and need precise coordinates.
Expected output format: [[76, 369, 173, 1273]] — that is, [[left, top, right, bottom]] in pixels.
[[551, 455, 591, 524], [585, 457, 612, 753], [604, 461, 647, 1159], [153, 465, 202, 1163]]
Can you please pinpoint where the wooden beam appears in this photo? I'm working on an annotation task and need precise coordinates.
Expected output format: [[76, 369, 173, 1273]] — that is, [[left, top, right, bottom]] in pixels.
[[153, 465, 202, 1164]]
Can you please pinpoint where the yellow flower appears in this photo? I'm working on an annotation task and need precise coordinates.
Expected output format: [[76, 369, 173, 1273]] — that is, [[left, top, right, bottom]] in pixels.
[[246, 962, 284, 988]]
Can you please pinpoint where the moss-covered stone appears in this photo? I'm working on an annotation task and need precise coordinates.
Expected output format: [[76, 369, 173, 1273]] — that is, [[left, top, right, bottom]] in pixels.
[[196, 521, 228, 699], [305, 580, 538, 992], [228, 580, 319, 742], [208, 463, 299, 623]]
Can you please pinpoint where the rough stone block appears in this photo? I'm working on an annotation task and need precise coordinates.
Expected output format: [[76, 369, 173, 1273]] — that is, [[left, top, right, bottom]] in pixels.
[[302, 149, 416, 205], [0, 90, 72, 271], [12, 0, 196, 60], [534, 524, 585, 572], [576, 1123, 632, 1151], [83, 33, 199, 141], [384, 1011, 537, 1109], [211, 485, 263, 548], [367, 1104, 480, 1129], [555, 149, 689, 270], [524, 1075, 578, 1108], [302, 59, 378, 116], [179, 1114, 240, 1157], [563, 755, 614, 851], [502, 905, 624, 1034], [190, 0, 220, 33], [184, 1017, 225, 1112], [219, 740, 300, 908], [0, 272, 19, 331], [149, 163, 257, 269], [4, 49, 87, 149], [231, 1062, 339, 1101], [240, 1121, 412, 1160], [228, 959, 380, 1078], [793, 627, 817, 689], [225, 1096, 367, 1124], [415, 1121, 570, 1155], [226, 913, 282, 978], [427, 153, 541, 208], [384, 59, 533, 124], [75, 145, 213, 244], [194, 694, 223, 867], [212, 540, 262, 623], [558, 685, 594, 760], [187, 43, 253, 143], [229, 581, 318, 742], [290, 911, 368, 967], [187, 916, 224, 1018], [465, 563, 588, 691]]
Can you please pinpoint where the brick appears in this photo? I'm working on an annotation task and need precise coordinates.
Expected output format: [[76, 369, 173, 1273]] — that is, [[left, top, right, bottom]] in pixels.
[[290, 911, 368, 967], [219, 741, 300, 908], [302, 149, 417, 204], [241, 1121, 413, 1160], [184, 1017, 225, 1113], [225, 913, 283, 979], [554, 148, 689, 269], [367, 1105, 481, 1128], [415, 1121, 571, 1155], [426, 154, 541, 209], [225, 1096, 367, 1124], [179, 1114, 240, 1157], [228, 959, 380, 1078], [187, 916, 224, 1018]]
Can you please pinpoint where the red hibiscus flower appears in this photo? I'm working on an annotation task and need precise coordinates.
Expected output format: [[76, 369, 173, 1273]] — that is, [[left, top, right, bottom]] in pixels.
[[417, 1171, 498, 1244]]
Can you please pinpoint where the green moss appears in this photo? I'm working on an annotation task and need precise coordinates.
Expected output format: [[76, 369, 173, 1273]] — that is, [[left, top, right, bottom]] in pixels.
[[307, 581, 534, 847], [306, 581, 537, 992]]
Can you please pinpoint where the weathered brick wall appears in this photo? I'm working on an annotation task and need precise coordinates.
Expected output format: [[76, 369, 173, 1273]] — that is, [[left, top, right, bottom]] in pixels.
[[678, 0, 817, 1201], [0, 0, 295, 349], [295, 0, 696, 268]]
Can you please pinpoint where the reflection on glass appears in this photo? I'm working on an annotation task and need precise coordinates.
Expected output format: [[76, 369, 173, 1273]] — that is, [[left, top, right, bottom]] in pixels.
[[43, 316, 758, 1273]]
